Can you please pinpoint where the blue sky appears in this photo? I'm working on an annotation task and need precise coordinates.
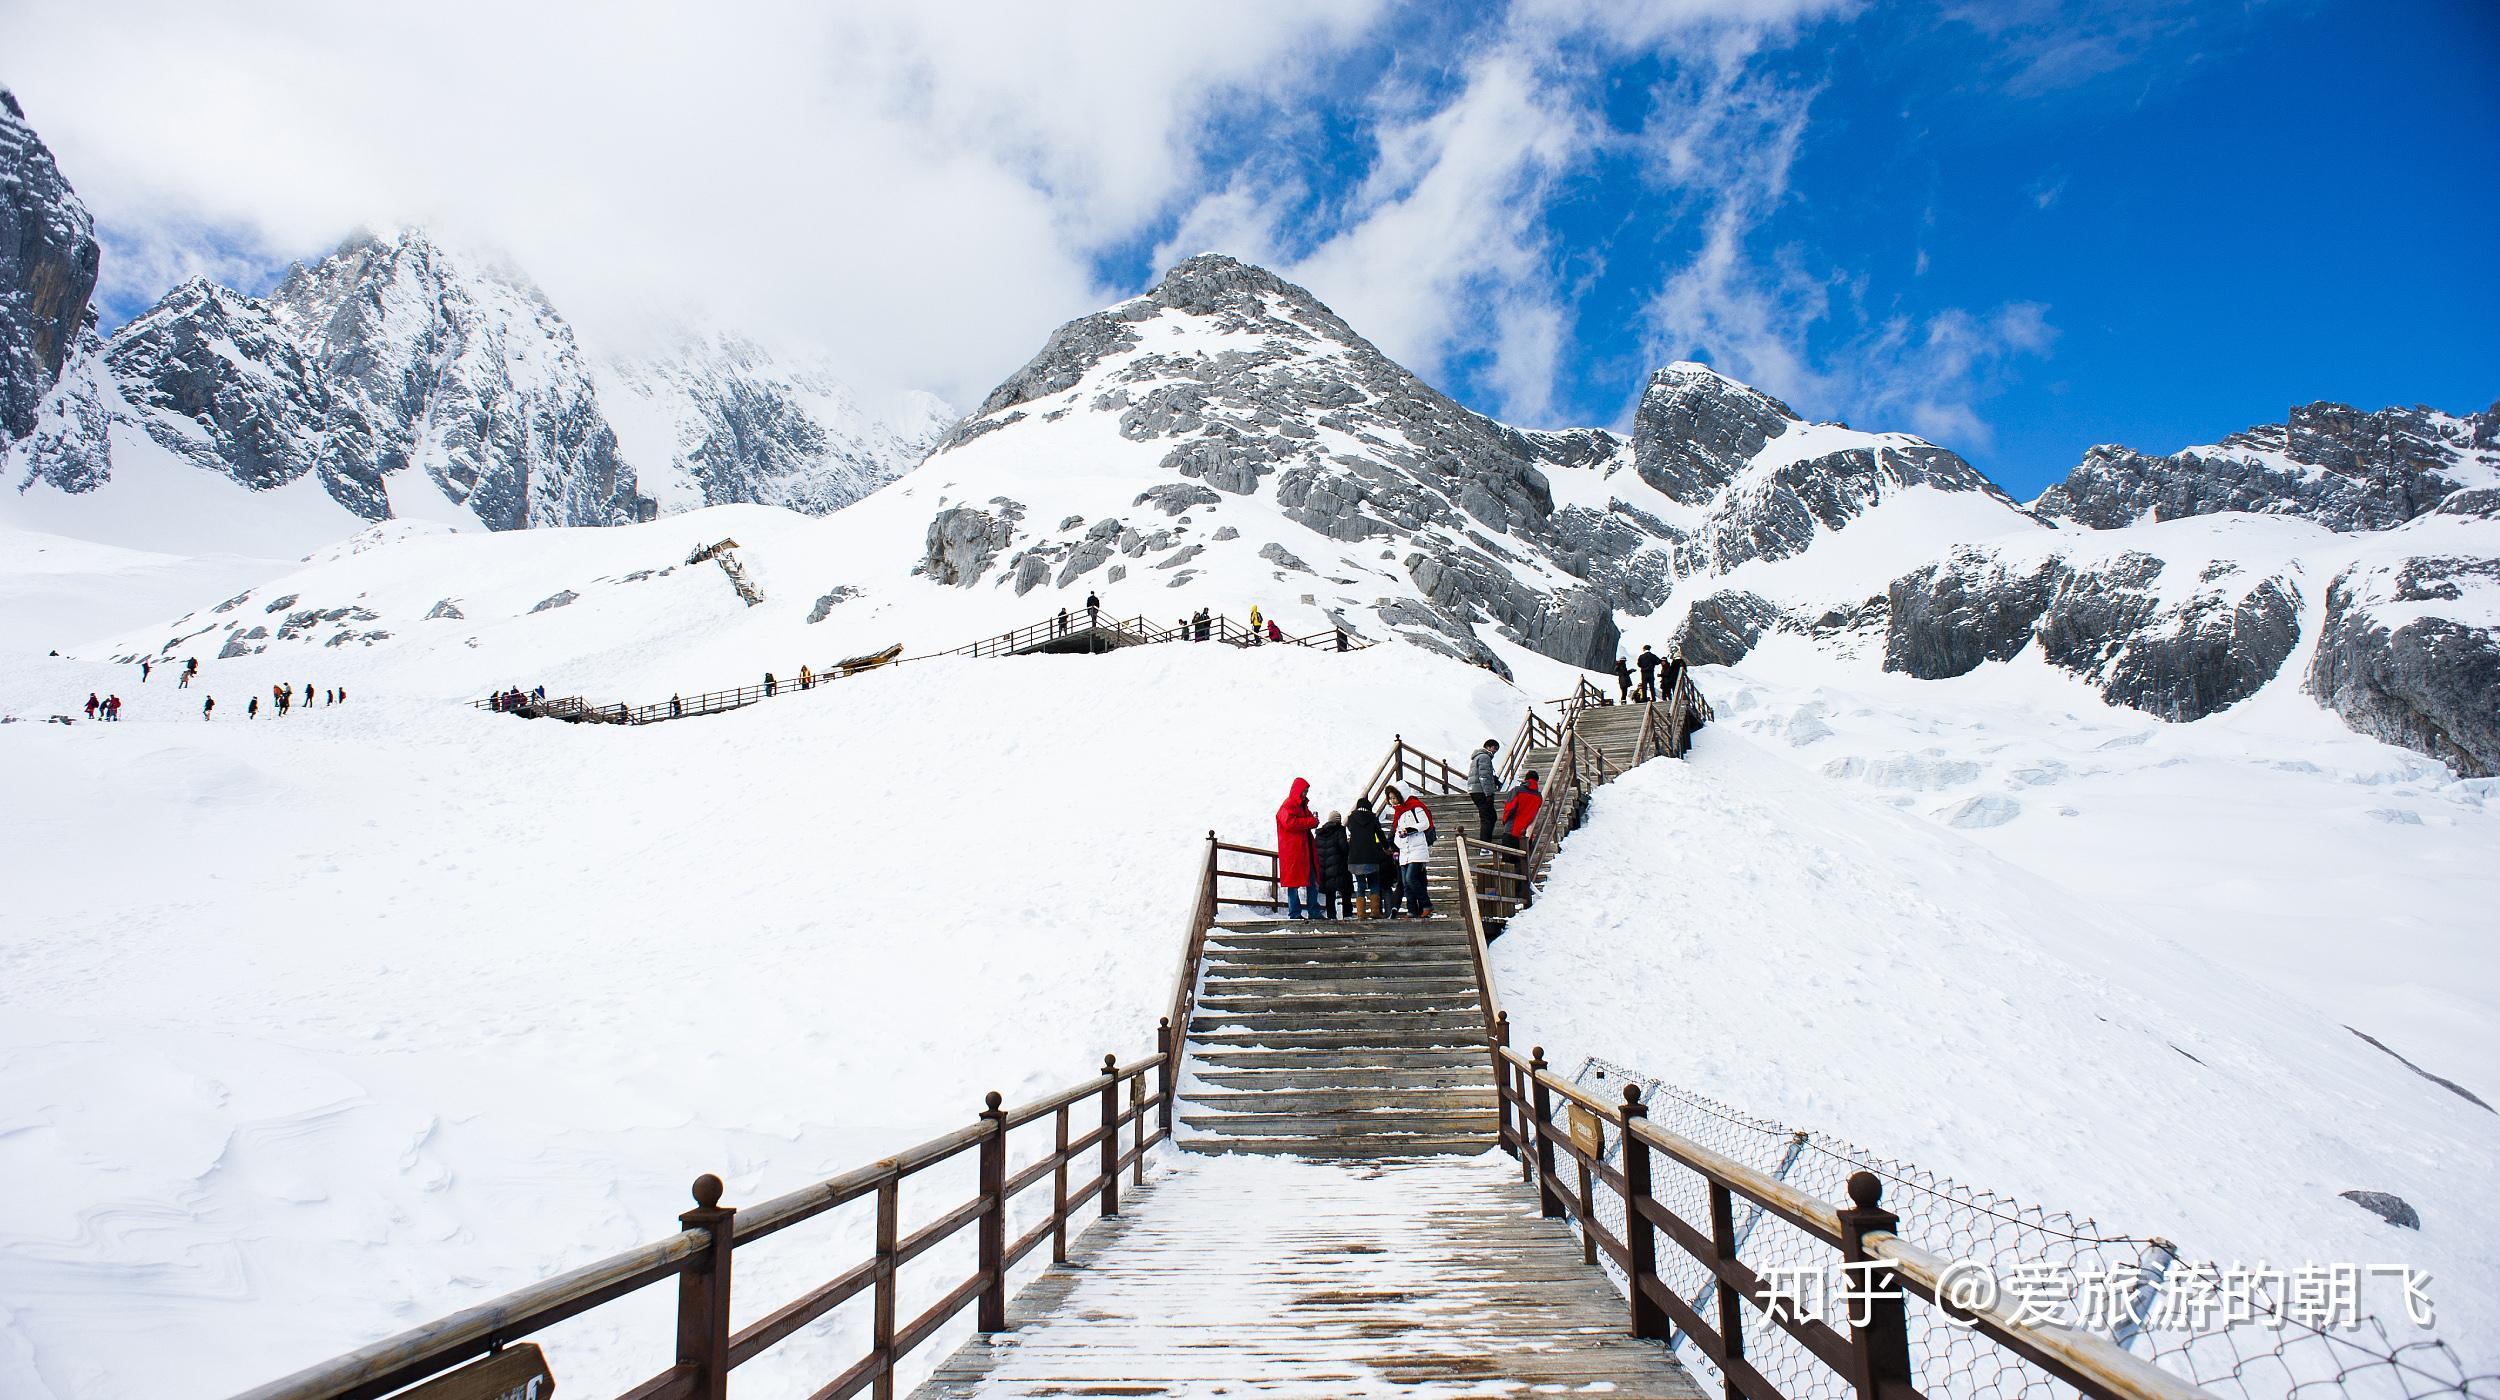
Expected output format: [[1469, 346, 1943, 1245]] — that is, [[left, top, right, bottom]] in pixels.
[[17, 0, 2497, 498]]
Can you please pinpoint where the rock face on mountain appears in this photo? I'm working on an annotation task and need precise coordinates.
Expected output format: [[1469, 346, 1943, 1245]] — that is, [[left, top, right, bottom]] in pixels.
[[922, 253, 1633, 670], [263, 231, 638, 530], [2032, 401, 2500, 533], [0, 91, 101, 441], [599, 331, 952, 516], [105, 279, 389, 519], [2308, 548, 2500, 778]]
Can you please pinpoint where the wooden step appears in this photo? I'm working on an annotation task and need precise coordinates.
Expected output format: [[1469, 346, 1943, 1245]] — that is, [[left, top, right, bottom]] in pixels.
[[1176, 1135, 1492, 1157], [1180, 1110, 1490, 1145], [1199, 974, 1479, 996], [1187, 1066, 1496, 1092], [1181, 1088, 1493, 1114], [1197, 993, 1479, 1016], [1185, 1046, 1489, 1070], [1191, 1030, 1489, 1052]]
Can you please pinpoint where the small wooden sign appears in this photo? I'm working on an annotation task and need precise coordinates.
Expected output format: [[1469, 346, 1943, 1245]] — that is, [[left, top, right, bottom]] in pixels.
[[1565, 1102, 1604, 1159], [400, 1345, 555, 1400]]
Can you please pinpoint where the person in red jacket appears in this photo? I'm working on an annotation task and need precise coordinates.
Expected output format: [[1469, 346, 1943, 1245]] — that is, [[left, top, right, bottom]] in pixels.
[[1500, 772, 1543, 879], [1275, 777, 1321, 921]]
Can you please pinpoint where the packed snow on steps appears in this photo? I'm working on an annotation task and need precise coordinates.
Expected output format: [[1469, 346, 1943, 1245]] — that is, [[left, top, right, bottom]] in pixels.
[[0, 634, 1528, 1400], [1490, 728, 2500, 1366]]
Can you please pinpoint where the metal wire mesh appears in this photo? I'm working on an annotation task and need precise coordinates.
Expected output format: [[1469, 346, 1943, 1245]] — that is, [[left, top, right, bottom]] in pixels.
[[1556, 1057, 2494, 1400]]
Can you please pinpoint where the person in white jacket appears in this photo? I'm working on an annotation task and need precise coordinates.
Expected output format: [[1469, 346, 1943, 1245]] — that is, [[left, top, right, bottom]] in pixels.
[[1387, 785, 1437, 919]]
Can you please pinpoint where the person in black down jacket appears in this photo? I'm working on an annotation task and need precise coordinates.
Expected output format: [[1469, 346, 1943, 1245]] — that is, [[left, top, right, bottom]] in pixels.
[[1314, 812, 1354, 920], [1343, 803, 1394, 920]]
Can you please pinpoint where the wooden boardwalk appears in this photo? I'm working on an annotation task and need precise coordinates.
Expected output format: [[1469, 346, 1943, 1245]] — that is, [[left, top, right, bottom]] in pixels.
[[911, 1152, 1705, 1398]]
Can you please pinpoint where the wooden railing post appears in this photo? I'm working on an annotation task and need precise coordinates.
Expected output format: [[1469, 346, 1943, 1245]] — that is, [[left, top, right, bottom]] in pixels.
[[977, 1091, 1008, 1332], [872, 1177, 899, 1400], [1051, 1106, 1071, 1265], [1709, 1181, 1747, 1400], [1099, 1055, 1122, 1217], [1130, 1071, 1146, 1186], [1156, 1018, 1175, 1136], [1620, 1087, 1670, 1340], [675, 1174, 735, 1400], [1838, 1171, 1915, 1400], [1492, 1012, 1514, 1160], [1528, 1048, 1562, 1218]]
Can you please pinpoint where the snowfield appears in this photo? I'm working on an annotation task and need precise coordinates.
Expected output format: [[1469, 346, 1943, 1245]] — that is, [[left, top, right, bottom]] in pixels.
[[2, 496, 2494, 1394]]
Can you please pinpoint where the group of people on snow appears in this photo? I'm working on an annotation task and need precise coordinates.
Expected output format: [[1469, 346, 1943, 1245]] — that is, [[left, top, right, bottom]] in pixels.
[[488, 685, 540, 713], [83, 693, 124, 721], [78, 656, 352, 724], [761, 665, 820, 697], [1611, 644, 1687, 705], [1271, 740, 1544, 923], [247, 679, 347, 719]]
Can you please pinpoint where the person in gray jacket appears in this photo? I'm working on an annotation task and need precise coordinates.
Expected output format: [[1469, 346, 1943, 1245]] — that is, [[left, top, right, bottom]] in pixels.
[[1468, 738, 1501, 841]]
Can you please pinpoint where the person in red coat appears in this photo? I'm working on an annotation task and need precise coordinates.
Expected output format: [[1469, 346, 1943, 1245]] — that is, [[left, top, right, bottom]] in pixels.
[[1500, 772, 1543, 880], [1275, 777, 1321, 920]]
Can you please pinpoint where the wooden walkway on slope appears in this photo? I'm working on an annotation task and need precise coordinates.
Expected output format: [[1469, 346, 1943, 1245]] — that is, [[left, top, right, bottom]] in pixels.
[[911, 1153, 1705, 1399]]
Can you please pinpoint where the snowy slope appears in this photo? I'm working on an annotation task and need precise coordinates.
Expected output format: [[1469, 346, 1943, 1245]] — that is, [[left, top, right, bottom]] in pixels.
[[1493, 727, 2500, 1361]]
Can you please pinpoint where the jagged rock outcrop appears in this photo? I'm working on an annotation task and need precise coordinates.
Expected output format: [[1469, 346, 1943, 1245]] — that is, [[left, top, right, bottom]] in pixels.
[[598, 331, 952, 514], [269, 231, 640, 530], [1676, 440, 2018, 576], [0, 91, 100, 441], [2307, 555, 2500, 778], [1882, 547, 2302, 720], [104, 279, 389, 518], [2033, 400, 2500, 533], [917, 501, 1022, 587], [1630, 363, 1797, 503]]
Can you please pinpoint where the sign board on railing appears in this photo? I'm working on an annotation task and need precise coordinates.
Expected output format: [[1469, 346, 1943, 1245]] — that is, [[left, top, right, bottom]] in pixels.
[[1566, 1102, 1604, 1158], [398, 1344, 554, 1400]]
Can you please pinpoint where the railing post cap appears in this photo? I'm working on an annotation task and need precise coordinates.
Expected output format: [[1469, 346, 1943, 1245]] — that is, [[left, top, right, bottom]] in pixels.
[[691, 1173, 725, 1209], [984, 1090, 1005, 1114], [1622, 1083, 1644, 1109], [1847, 1170, 1883, 1209], [1102, 1054, 1119, 1073]]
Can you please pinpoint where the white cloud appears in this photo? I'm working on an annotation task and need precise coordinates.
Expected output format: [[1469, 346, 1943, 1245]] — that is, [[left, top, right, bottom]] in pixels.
[[0, 0, 1393, 408], [1637, 38, 2055, 453]]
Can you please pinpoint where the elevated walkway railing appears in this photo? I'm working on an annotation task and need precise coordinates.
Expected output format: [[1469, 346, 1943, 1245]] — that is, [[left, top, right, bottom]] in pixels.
[[472, 612, 1373, 725], [229, 1047, 1173, 1400]]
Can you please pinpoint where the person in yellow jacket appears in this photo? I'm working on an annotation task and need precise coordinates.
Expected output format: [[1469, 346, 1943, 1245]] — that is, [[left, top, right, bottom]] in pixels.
[[1248, 602, 1263, 638]]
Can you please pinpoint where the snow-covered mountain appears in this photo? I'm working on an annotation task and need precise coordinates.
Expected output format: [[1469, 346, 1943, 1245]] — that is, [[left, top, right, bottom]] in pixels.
[[0, 93, 949, 549], [597, 329, 954, 516]]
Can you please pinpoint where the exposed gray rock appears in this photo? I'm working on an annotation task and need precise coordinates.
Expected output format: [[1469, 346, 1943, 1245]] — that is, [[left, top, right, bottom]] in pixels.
[[1677, 441, 2016, 576], [806, 586, 862, 623], [1259, 542, 1312, 573], [2033, 400, 2500, 532], [105, 280, 389, 518], [530, 590, 579, 613], [1671, 590, 1790, 667], [917, 502, 1020, 587], [0, 91, 100, 440], [1134, 482, 1220, 516], [2338, 1191, 2420, 1230], [425, 599, 464, 620], [1629, 363, 1799, 503], [2307, 556, 2500, 777]]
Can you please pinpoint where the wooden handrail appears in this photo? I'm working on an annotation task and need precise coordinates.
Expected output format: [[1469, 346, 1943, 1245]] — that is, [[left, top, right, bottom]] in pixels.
[[230, 1047, 1174, 1400]]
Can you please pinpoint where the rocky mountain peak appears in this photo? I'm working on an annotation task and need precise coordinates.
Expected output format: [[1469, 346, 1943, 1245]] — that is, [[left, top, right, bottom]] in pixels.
[[1631, 360, 1801, 504], [2032, 398, 2500, 533], [0, 87, 102, 439]]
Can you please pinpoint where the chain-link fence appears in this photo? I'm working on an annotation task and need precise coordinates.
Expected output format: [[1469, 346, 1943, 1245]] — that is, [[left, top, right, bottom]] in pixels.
[[1555, 1057, 2494, 1400]]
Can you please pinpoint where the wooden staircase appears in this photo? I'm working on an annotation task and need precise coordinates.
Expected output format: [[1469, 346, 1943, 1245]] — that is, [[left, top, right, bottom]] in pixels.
[[1178, 916, 1497, 1157]]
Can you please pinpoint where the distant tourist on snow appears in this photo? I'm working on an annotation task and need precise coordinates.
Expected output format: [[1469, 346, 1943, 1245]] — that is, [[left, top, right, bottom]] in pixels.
[[1614, 655, 1632, 702], [140, 660, 151, 683], [1275, 778, 1321, 921], [178, 668, 191, 689], [248, 695, 259, 719], [1085, 591, 1101, 627], [105, 695, 121, 721], [1501, 772, 1543, 874], [670, 694, 684, 718], [1344, 801, 1393, 920], [1468, 739, 1501, 841], [1056, 607, 1070, 637], [1314, 811, 1353, 920], [799, 664, 814, 690], [1265, 618, 1283, 644], [1335, 627, 1348, 652], [1660, 651, 1687, 704], [1194, 608, 1211, 641], [764, 672, 777, 697], [202, 695, 214, 720], [1636, 644, 1659, 701], [1388, 786, 1436, 919], [84, 693, 98, 720]]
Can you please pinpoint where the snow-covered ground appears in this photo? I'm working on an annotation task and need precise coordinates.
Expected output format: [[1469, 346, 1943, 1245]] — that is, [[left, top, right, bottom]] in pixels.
[[2, 496, 2493, 1394]]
